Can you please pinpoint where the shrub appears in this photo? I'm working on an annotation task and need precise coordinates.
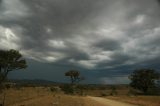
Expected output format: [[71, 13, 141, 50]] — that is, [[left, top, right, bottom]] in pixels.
[[110, 86, 117, 96], [100, 92, 107, 97], [5, 84, 10, 89], [61, 84, 74, 94], [50, 87, 57, 92]]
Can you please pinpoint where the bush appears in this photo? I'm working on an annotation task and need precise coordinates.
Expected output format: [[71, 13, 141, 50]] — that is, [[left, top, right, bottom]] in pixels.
[[14, 85, 22, 90], [127, 88, 138, 96], [100, 92, 107, 97], [147, 87, 160, 95], [50, 87, 57, 92], [60, 84, 74, 94], [110, 86, 117, 96], [5, 84, 10, 89]]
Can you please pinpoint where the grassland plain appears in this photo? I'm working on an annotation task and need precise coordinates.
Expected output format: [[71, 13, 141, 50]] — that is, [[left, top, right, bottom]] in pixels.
[[106, 96, 160, 106], [0, 87, 105, 106], [0, 87, 159, 106]]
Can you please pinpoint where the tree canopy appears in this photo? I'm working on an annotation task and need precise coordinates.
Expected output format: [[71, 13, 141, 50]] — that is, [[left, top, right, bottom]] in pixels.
[[129, 68, 160, 94], [0, 49, 27, 85], [65, 70, 83, 84]]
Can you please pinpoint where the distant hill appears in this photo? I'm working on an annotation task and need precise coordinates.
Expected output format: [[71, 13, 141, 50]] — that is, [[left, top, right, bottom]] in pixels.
[[9, 79, 63, 86], [8, 79, 130, 88]]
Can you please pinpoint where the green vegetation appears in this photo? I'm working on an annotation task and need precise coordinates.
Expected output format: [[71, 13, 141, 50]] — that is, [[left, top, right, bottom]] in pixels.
[[0, 49, 27, 88], [110, 86, 118, 96], [0, 49, 27, 106], [65, 70, 81, 84], [129, 68, 160, 94], [61, 84, 74, 94]]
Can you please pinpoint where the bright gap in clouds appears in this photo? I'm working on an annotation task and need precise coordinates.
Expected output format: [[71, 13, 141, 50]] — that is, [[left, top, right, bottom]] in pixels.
[[0, 26, 20, 49]]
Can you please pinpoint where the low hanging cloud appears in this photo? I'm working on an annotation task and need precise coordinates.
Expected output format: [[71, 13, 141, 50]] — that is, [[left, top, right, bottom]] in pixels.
[[1, 0, 160, 83]]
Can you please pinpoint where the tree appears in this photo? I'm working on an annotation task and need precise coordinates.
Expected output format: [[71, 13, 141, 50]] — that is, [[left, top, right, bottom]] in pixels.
[[65, 70, 84, 84], [0, 49, 27, 86], [129, 69, 160, 94]]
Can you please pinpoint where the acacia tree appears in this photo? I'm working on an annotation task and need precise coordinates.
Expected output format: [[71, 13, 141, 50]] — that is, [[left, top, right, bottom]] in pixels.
[[65, 70, 84, 84], [0, 49, 27, 86], [129, 69, 160, 94]]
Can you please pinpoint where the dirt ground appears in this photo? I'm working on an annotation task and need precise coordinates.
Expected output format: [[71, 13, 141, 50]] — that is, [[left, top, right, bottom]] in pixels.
[[106, 96, 160, 106], [0, 87, 159, 106], [87, 96, 138, 106], [0, 87, 105, 106]]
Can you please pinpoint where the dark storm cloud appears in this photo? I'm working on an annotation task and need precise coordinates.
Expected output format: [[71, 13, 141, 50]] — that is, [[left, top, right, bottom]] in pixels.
[[94, 39, 121, 51], [1, 0, 160, 83]]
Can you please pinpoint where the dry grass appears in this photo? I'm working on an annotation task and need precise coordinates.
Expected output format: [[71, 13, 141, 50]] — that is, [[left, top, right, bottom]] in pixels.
[[0, 87, 159, 106], [83, 89, 130, 97], [0, 87, 104, 106], [0, 87, 51, 106], [106, 96, 160, 106]]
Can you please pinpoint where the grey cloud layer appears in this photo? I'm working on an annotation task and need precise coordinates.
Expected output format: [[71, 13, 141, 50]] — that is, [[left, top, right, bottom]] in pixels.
[[1, 0, 160, 83]]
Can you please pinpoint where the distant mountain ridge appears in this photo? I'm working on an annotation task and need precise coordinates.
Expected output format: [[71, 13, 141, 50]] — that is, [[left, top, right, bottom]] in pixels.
[[9, 79, 62, 85]]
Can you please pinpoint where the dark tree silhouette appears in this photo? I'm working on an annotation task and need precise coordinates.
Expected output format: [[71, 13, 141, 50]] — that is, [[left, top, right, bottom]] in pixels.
[[129, 69, 160, 94], [65, 70, 83, 84], [0, 49, 27, 86]]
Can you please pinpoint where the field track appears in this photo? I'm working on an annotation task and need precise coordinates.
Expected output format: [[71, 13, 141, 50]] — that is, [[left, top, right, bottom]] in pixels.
[[87, 96, 138, 106]]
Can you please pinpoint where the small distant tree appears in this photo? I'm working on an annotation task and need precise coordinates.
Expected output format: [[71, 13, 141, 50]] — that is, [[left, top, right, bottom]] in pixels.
[[64, 70, 85, 95], [65, 70, 80, 84], [129, 69, 160, 94], [0, 49, 27, 88], [65, 70, 83, 84]]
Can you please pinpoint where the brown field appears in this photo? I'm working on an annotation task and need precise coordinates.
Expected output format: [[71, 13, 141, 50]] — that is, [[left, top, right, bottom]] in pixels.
[[106, 96, 160, 106], [0, 87, 104, 106], [0, 87, 159, 106], [83, 89, 130, 96]]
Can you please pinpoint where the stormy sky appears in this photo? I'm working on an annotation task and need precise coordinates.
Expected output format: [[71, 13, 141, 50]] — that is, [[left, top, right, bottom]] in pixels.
[[0, 0, 160, 84]]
